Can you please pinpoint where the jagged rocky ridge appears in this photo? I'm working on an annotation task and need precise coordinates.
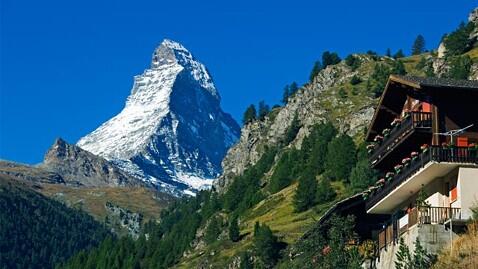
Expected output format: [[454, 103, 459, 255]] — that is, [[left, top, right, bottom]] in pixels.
[[41, 138, 143, 187], [77, 39, 240, 195]]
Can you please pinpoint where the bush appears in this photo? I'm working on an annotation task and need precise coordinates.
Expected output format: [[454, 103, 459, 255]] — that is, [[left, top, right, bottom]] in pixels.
[[253, 222, 280, 267], [350, 75, 362, 85], [345, 55, 361, 71], [446, 55, 472, 79]]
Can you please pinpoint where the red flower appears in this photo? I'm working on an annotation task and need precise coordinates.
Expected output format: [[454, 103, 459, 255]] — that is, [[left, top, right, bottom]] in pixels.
[[322, 245, 331, 255]]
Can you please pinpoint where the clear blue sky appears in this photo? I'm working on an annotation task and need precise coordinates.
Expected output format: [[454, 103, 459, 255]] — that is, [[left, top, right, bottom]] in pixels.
[[0, 0, 475, 164]]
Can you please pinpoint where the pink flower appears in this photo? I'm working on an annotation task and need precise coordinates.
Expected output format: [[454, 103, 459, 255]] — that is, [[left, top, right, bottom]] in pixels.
[[420, 144, 429, 150], [411, 151, 419, 157]]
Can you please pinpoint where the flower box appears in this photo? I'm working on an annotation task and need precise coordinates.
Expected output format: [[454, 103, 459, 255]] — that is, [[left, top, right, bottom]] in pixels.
[[394, 164, 403, 173], [374, 135, 384, 143], [382, 128, 391, 137], [376, 178, 385, 186], [420, 144, 429, 152], [391, 117, 402, 127], [411, 151, 419, 161], [385, 172, 395, 181], [402, 157, 411, 167]]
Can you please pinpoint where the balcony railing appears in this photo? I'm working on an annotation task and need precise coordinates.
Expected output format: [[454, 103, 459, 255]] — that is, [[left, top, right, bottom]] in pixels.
[[378, 206, 462, 250], [370, 112, 432, 165], [366, 146, 478, 211]]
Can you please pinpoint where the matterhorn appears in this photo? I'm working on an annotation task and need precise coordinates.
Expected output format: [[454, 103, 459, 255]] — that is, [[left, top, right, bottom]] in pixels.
[[77, 39, 240, 195]]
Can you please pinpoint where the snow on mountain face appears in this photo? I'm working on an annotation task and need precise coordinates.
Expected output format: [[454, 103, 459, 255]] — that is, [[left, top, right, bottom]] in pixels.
[[77, 39, 240, 195]]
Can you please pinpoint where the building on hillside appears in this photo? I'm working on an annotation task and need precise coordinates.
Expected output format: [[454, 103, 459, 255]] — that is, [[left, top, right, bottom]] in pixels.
[[316, 75, 478, 269]]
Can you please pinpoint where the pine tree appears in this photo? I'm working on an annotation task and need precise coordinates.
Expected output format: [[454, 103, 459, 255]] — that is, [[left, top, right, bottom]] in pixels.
[[395, 238, 412, 269], [393, 49, 405, 59], [242, 104, 257, 125], [443, 22, 475, 56], [309, 61, 322, 82], [349, 159, 377, 192], [258, 100, 270, 120], [253, 223, 280, 267], [289, 82, 298, 95], [412, 34, 426, 55], [447, 55, 472, 79], [412, 238, 432, 269], [293, 168, 318, 212], [316, 178, 336, 203], [391, 60, 407, 75], [322, 51, 341, 68], [283, 113, 301, 145], [282, 85, 290, 104], [239, 251, 253, 269], [386, 48, 392, 57], [204, 217, 221, 244], [324, 134, 357, 181], [228, 216, 240, 242]]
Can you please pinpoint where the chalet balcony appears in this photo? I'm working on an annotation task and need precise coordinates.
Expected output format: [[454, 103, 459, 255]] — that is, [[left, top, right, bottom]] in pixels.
[[369, 112, 432, 169], [377, 206, 462, 250], [366, 146, 478, 213]]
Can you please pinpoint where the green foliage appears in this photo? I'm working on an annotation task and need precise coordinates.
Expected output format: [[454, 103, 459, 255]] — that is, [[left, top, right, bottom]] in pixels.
[[316, 178, 336, 204], [253, 222, 280, 267], [412, 34, 426, 55], [395, 237, 435, 269], [338, 87, 347, 99], [283, 113, 301, 145], [446, 55, 472, 79], [391, 60, 407, 75], [416, 56, 427, 69], [302, 122, 337, 176], [443, 22, 475, 56], [349, 159, 378, 193], [282, 82, 299, 104], [324, 134, 357, 182], [243, 104, 257, 125], [322, 51, 341, 68], [239, 251, 253, 269], [205, 216, 221, 244], [369, 63, 392, 97], [62, 191, 214, 269], [228, 215, 240, 242], [345, 55, 361, 71], [224, 146, 278, 213], [288, 215, 361, 268], [395, 238, 412, 269], [393, 49, 405, 59], [309, 61, 322, 82], [293, 169, 318, 212], [350, 75, 362, 85], [0, 179, 109, 269], [269, 149, 301, 193], [386, 48, 392, 57], [258, 100, 271, 120]]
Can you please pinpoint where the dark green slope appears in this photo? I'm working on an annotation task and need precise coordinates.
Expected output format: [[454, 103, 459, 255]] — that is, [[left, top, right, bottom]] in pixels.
[[0, 175, 110, 269]]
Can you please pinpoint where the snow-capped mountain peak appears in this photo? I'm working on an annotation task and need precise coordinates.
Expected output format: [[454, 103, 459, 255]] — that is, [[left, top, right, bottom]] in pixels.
[[77, 39, 240, 195]]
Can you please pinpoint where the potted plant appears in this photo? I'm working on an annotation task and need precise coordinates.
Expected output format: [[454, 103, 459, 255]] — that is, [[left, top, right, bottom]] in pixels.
[[402, 157, 411, 167], [411, 151, 419, 161], [374, 135, 384, 144], [394, 164, 403, 174], [376, 178, 385, 187], [391, 117, 402, 128], [416, 186, 431, 224], [420, 143, 429, 153], [385, 172, 395, 181], [382, 128, 391, 137], [366, 143, 376, 154]]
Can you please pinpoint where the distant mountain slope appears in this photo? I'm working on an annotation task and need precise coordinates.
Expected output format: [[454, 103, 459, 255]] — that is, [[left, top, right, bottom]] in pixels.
[[0, 174, 110, 269], [77, 39, 240, 195]]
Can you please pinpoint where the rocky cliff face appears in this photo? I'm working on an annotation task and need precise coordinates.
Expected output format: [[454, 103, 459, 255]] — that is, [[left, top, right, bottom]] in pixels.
[[42, 138, 142, 187], [77, 39, 240, 195], [216, 55, 379, 191]]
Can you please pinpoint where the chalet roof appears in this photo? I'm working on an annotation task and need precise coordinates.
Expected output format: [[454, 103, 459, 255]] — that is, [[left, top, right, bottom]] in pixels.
[[365, 75, 478, 141], [391, 75, 478, 90]]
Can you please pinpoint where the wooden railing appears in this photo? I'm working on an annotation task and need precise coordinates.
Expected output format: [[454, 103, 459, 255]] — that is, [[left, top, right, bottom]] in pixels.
[[377, 207, 462, 250], [366, 146, 478, 211], [370, 112, 432, 163]]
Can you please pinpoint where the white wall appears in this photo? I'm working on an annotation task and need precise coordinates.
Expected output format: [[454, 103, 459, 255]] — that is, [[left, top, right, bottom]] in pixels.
[[457, 167, 478, 220]]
